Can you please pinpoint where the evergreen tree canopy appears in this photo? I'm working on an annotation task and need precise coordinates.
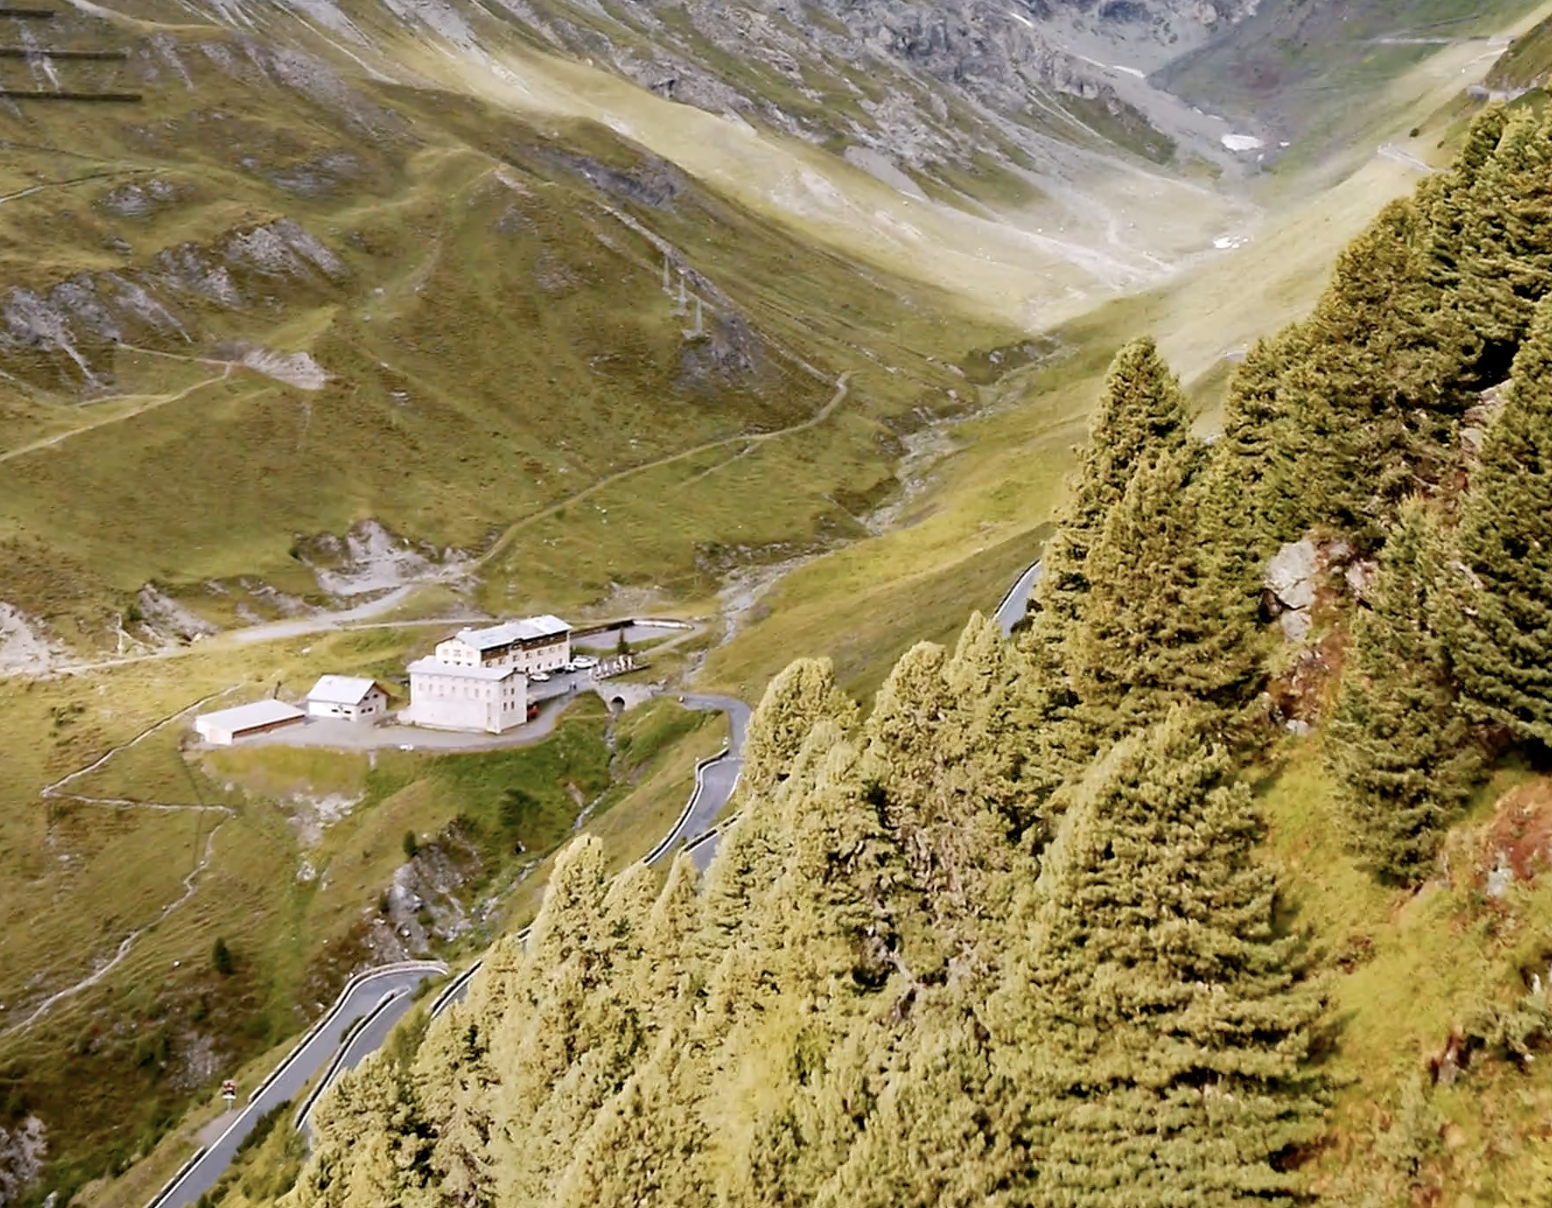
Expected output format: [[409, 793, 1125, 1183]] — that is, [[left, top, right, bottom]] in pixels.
[[1025, 335, 1192, 656], [1200, 330, 1308, 565], [1447, 295, 1552, 748], [1067, 440, 1263, 738], [739, 656, 859, 797], [1454, 105, 1552, 386], [1324, 499, 1480, 882], [861, 634, 1023, 971], [990, 706, 1327, 1208]]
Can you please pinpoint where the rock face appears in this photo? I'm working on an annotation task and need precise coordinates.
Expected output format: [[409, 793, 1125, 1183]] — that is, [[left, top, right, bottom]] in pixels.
[[187, 0, 1261, 182], [1264, 538, 1318, 612]]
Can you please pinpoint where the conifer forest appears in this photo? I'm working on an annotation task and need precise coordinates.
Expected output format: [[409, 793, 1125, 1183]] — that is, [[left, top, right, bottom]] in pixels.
[[266, 104, 1552, 1208]]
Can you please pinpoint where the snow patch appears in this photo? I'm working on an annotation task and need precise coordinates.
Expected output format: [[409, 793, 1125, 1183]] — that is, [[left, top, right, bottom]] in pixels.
[[1220, 133, 1264, 152]]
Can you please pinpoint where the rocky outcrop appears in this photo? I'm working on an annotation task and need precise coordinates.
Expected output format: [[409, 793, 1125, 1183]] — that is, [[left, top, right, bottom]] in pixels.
[[0, 1116, 45, 1208], [1263, 535, 1378, 643], [1263, 538, 1317, 642], [0, 219, 346, 392]]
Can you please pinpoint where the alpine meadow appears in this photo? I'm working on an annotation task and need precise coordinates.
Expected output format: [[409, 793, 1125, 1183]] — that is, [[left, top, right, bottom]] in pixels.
[[8, 2, 1552, 1208]]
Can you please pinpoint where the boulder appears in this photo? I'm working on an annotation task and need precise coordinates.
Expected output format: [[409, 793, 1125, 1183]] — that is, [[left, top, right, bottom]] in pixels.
[[1264, 539, 1318, 611], [1279, 608, 1311, 644]]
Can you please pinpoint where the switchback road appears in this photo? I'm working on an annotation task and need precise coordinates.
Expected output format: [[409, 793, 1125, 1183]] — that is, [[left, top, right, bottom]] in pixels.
[[149, 963, 446, 1208]]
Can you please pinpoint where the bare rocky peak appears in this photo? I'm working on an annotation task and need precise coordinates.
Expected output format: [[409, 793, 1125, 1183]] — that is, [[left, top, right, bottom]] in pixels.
[[164, 0, 1263, 187]]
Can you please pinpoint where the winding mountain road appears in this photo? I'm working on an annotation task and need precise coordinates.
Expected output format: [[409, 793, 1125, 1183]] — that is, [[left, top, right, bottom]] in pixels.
[[140, 556, 1041, 1207], [148, 964, 446, 1208]]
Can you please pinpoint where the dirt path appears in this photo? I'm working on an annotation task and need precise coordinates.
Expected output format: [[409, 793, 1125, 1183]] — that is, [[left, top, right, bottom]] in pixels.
[[474, 371, 855, 570], [2, 692, 240, 1039], [0, 167, 151, 208], [0, 366, 232, 465]]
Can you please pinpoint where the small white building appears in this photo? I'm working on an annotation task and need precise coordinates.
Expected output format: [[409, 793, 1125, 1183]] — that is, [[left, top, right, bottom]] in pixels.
[[194, 699, 306, 746], [403, 658, 527, 734], [434, 616, 571, 674], [304, 675, 390, 723]]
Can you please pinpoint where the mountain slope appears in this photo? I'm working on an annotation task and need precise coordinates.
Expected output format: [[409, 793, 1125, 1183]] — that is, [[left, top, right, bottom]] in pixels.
[[0, 0, 1267, 666]]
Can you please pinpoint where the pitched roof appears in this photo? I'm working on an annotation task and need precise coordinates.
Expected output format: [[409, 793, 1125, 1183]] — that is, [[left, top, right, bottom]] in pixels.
[[449, 615, 572, 650], [305, 675, 384, 706], [196, 699, 306, 732], [407, 657, 524, 682]]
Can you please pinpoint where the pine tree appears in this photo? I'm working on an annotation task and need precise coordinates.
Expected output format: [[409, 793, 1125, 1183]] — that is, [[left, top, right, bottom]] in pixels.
[[1324, 500, 1480, 882], [547, 1028, 715, 1208], [1067, 441, 1264, 740], [739, 656, 860, 797], [293, 1051, 430, 1208], [709, 730, 913, 1206], [1015, 337, 1194, 798], [1022, 335, 1192, 664], [414, 1004, 500, 1208], [514, 861, 661, 1204], [631, 851, 703, 1036], [487, 838, 619, 1207], [1453, 105, 1552, 387], [1447, 295, 1552, 748], [943, 611, 1056, 845], [861, 633, 1025, 972], [1420, 104, 1509, 391], [1288, 196, 1454, 537], [989, 706, 1327, 1207], [812, 987, 1023, 1208], [1199, 330, 1308, 566]]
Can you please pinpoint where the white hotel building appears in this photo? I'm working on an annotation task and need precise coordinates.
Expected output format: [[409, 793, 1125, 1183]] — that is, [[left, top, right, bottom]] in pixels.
[[402, 616, 571, 734]]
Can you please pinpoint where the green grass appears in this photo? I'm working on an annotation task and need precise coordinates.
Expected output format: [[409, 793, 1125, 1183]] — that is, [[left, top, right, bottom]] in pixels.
[[1253, 741, 1552, 1203], [1489, 8, 1552, 88]]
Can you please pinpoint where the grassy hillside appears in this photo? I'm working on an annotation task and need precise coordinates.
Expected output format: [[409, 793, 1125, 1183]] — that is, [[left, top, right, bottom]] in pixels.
[[1487, 8, 1552, 89], [0, 4, 1016, 659]]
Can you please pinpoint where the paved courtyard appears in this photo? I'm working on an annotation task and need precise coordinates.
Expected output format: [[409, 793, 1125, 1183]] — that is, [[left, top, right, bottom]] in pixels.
[[217, 669, 645, 753]]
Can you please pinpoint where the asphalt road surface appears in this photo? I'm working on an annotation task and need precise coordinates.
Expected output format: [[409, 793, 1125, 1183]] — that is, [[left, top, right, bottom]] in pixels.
[[995, 560, 1043, 636], [152, 964, 444, 1208], [297, 987, 424, 1133], [669, 693, 750, 857]]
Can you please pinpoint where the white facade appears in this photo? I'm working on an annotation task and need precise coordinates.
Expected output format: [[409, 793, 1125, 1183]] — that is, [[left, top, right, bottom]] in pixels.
[[304, 675, 390, 723], [194, 700, 306, 746], [434, 615, 571, 674], [403, 658, 527, 734]]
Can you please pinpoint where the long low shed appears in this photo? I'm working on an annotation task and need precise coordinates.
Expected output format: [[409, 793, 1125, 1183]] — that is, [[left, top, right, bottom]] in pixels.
[[194, 700, 307, 746]]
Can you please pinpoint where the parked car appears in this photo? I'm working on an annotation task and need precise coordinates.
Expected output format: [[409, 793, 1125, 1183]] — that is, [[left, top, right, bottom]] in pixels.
[[572, 654, 598, 669], [530, 671, 551, 683]]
